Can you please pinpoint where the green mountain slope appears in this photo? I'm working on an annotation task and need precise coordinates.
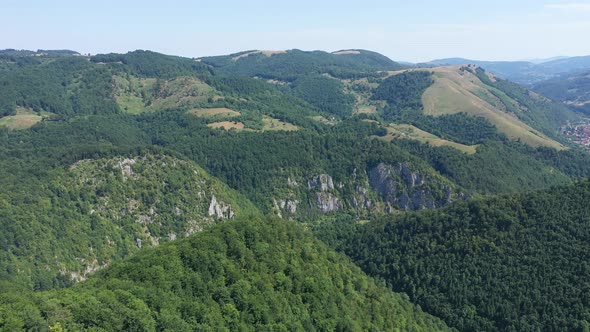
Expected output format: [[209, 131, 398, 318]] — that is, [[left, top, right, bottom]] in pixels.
[[376, 66, 579, 149], [0, 153, 258, 290], [0, 217, 453, 332], [1, 49, 589, 215], [533, 70, 590, 115], [199, 49, 404, 81], [315, 180, 590, 331]]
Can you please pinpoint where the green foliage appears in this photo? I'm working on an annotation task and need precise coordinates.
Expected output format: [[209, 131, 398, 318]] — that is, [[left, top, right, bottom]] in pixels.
[[0, 57, 119, 117], [390, 111, 505, 145], [0, 218, 452, 331], [395, 139, 571, 194], [135, 113, 462, 214], [0, 153, 258, 290], [90, 50, 211, 78], [315, 180, 590, 331], [473, 67, 580, 140], [201, 49, 404, 81], [291, 75, 355, 117], [373, 71, 433, 110], [533, 70, 590, 115]]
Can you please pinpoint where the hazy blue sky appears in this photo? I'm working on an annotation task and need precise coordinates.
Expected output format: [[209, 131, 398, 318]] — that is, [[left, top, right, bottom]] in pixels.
[[1, 0, 589, 62]]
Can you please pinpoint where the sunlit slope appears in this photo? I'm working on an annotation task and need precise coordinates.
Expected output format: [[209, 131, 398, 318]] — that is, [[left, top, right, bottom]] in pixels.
[[0, 218, 454, 331], [387, 66, 567, 149]]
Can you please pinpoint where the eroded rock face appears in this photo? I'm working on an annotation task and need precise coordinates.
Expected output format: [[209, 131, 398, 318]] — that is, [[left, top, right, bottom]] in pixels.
[[273, 198, 299, 218], [315, 192, 341, 213], [114, 158, 136, 180], [208, 195, 235, 219], [351, 185, 372, 210], [307, 174, 342, 213], [369, 162, 454, 210], [308, 174, 335, 192]]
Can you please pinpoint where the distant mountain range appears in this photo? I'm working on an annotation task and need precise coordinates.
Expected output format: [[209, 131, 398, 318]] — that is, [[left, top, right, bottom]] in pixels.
[[421, 55, 590, 86]]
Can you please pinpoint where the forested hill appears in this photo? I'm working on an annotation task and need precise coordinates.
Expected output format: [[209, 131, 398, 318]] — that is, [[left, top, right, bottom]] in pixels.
[[315, 180, 590, 331], [0, 153, 258, 290], [533, 70, 590, 115], [2, 48, 590, 330], [199, 49, 405, 80], [1, 49, 590, 219], [0, 217, 453, 332]]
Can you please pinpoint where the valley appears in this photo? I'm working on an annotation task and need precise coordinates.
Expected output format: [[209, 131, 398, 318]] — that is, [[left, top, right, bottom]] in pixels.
[[1, 47, 590, 331]]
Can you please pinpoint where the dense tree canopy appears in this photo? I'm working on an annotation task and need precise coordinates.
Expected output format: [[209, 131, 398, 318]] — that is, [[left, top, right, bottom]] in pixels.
[[0, 217, 452, 331], [315, 180, 590, 331]]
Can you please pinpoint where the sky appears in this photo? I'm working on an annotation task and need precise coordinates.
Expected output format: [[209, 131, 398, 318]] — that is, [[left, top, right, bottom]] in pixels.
[[1, 0, 590, 62]]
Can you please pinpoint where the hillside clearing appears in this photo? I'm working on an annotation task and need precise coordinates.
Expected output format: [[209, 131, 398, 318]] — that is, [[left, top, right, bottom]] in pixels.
[[262, 116, 299, 131], [354, 104, 377, 114], [375, 122, 478, 154], [232, 50, 287, 61], [384, 66, 566, 150], [114, 75, 216, 114], [310, 115, 338, 125], [0, 114, 43, 129], [0, 107, 51, 129], [189, 108, 241, 118]]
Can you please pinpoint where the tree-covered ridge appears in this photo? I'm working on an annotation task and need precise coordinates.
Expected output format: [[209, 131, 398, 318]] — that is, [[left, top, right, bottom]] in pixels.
[[533, 70, 590, 115], [0, 56, 119, 117], [394, 140, 576, 194], [134, 114, 467, 217], [199, 49, 404, 81], [0, 217, 453, 332], [290, 75, 356, 117], [90, 50, 212, 78], [373, 71, 434, 110], [0, 153, 258, 290], [315, 180, 590, 331]]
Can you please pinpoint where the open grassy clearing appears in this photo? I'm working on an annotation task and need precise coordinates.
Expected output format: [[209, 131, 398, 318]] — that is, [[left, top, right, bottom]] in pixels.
[[0, 114, 43, 129], [0, 107, 53, 129], [367, 120, 478, 154], [114, 75, 216, 114], [310, 115, 338, 125], [354, 104, 377, 114], [262, 116, 299, 131], [189, 108, 241, 118], [383, 66, 565, 150], [232, 50, 287, 61], [206, 117, 299, 132], [421, 68, 565, 149]]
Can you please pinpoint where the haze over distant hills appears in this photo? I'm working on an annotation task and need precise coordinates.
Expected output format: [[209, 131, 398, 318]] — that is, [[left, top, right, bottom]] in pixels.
[[422, 55, 590, 86]]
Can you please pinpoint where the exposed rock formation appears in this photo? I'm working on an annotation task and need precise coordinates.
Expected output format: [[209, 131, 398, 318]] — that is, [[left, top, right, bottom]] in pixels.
[[351, 185, 372, 210], [369, 162, 456, 210], [308, 174, 335, 191], [208, 195, 235, 219], [315, 192, 341, 213], [114, 158, 136, 180]]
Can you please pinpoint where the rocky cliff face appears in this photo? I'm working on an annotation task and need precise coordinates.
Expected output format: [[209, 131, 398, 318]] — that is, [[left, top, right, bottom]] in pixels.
[[208, 195, 235, 219], [309, 174, 342, 213], [369, 162, 457, 210], [315, 192, 341, 213], [308, 174, 335, 191], [272, 163, 462, 218]]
